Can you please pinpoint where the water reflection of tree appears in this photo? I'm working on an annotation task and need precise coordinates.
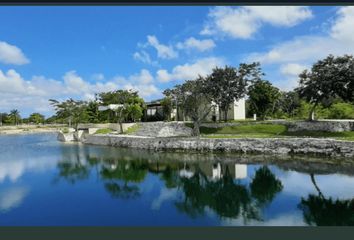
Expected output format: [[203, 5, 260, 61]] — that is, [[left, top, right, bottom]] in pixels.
[[100, 159, 148, 183], [299, 174, 354, 226], [250, 166, 283, 205], [160, 166, 181, 189], [100, 159, 148, 199], [55, 147, 91, 184], [104, 183, 140, 199], [175, 166, 260, 222], [174, 164, 285, 223], [56, 161, 90, 184]]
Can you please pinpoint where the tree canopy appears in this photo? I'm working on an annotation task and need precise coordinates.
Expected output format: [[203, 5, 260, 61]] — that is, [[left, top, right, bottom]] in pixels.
[[248, 80, 281, 120], [296, 54, 354, 120], [206, 63, 263, 121]]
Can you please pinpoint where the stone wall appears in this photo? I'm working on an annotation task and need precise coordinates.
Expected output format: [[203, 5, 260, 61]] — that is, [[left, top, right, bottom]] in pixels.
[[131, 122, 192, 137], [83, 135, 354, 158], [78, 123, 136, 133], [285, 120, 354, 132]]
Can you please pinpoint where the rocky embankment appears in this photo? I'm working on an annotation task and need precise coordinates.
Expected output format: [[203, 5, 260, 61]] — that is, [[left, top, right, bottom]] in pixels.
[[0, 126, 60, 135], [83, 135, 354, 158], [130, 122, 192, 137]]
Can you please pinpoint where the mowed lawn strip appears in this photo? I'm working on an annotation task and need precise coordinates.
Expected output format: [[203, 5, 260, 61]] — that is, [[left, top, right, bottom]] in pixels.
[[198, 123, 354, 141]]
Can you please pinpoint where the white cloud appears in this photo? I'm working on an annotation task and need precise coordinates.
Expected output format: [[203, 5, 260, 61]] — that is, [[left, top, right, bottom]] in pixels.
[[156, 57, 225, 82], [201, 6, 313, 39], [244, 6, 354, 91], [247, 36, 346, 64], [132, 69, 154, 84], [0, 41, 30, 65], [123, 83, 160, 99], [330, 6, 354, 43], [133, 51, 150, 63], [277, 63, 307, 91], [63, 71, 91, 95], [248, 6, 354, 65], [146, 35, 178, 59], [0, 68, 161, 116], [0, 187, 29, 212], [176, 37, 216, 52], [113, 69, 160, 99], [280, 63, 307, 76]]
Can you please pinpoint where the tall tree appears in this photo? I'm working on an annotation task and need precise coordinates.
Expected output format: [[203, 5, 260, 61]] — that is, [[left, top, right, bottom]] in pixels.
[[296, 54, 354, 120], [278, 91, 301, 118], [86, 101, 100, 123], [9, 109, 21, 125], [160, 96, 173, 121], [0, 112, 10, 126], [49, 98, 88, 130], [28, 113, 45, 124], [180, 77, 213, 136], [206, 63, 263, 121], [248, 80, 281, 120], [97, 90, 145, 132], [164, 85, 189, 121]]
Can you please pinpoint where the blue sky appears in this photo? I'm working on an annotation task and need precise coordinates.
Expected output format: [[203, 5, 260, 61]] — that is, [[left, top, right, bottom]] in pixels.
[[0, 6, 353, 117]]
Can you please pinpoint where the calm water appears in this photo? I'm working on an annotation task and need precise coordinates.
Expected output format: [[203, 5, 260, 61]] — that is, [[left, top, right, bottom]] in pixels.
[[0, 133, 353, 226]]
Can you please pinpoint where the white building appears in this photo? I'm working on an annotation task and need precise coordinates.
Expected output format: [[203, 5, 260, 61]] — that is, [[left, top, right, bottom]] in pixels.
[[145, 98, 246, 121], [207, 98, 246, 121]]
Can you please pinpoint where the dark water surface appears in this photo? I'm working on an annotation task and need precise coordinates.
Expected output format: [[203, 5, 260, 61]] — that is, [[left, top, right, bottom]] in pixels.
[[0, 133, 353, 226]]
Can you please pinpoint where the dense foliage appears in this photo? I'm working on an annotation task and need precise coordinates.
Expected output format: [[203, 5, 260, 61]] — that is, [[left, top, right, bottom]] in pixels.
[[296, 54, 354, 120]]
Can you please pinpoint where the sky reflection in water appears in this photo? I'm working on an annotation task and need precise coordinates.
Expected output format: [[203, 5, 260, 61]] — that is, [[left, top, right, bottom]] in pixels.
[[0, 133, 353, 226]]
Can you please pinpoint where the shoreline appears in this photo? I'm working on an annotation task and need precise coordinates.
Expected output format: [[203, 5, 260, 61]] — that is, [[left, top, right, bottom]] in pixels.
[[0, 128, 59, 135], [83, 134, 354, 158]]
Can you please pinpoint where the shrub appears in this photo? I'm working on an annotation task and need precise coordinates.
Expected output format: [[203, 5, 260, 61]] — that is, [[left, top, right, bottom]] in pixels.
[[95, 128, 113, 134], [327, 103, 354, 119]]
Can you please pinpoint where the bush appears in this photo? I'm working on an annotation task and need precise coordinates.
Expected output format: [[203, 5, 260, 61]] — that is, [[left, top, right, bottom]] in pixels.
[[62, 128, 69, 134], [327, 103, 354, 119]]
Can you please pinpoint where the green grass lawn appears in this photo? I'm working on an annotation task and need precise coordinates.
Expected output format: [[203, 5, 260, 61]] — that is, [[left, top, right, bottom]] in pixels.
[[94, 128, 113, 134], [123, 124, 140, 134], [198, 123, 354, 141], [200, 124, 287, 135]]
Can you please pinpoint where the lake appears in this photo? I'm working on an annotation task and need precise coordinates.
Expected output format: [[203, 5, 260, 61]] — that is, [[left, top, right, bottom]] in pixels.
[[0, 133, 353, 226]]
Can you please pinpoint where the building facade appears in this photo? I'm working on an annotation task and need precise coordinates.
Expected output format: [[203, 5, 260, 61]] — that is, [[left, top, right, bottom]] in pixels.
[[144, 98, 246, 122]]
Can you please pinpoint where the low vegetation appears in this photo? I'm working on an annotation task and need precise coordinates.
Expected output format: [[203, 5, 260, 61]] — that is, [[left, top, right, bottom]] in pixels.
[[199, 123, 354, 141], [123, 124, 140, 134], [61, 128, 69, 134], [94, 128, 113, 134]]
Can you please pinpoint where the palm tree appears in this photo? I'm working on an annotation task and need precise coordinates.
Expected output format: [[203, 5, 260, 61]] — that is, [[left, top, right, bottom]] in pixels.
[[9, 109, 20, 125]]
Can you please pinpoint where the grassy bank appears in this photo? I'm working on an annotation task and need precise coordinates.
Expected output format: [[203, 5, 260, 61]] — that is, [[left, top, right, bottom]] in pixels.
[[198, 123, 354, 141], [94, 128, 113, 134]]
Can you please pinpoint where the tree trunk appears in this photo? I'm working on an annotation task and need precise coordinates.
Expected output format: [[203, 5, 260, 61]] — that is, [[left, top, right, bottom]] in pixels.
[[192, 121, 200, 137], [119, 122, 123, 134], [308, 102, 318, 121], [224, 109, 228, 122]]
